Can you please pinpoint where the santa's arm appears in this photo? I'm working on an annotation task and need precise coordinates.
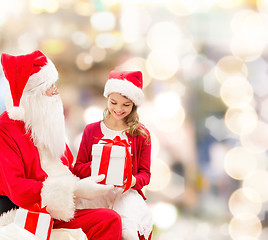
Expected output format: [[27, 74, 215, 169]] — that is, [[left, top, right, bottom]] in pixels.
[[0, 132, 77, 221]]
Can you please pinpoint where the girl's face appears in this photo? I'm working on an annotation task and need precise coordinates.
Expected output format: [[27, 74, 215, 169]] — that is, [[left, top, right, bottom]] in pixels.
[[108, 93, 134, 121]]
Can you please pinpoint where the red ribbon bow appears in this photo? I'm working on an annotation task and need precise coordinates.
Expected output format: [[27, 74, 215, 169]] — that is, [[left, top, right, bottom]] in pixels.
[[98, 136, 132, 193], [29, 203, 49, 214]]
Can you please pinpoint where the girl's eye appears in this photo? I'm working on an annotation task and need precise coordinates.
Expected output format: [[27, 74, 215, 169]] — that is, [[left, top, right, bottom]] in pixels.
[[111, 102, 116, 105], [124, 104, 130, 107]]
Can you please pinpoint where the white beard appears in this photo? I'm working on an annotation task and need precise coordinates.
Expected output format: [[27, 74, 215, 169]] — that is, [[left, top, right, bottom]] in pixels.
[[21, 93, 66, 160]]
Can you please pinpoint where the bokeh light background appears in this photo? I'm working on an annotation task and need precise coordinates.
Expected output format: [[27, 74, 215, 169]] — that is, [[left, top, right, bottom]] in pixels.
[[1, 0, 268, 239]]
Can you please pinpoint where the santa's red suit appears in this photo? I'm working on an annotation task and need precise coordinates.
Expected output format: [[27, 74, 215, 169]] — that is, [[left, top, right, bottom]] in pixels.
[[0, 51, 122, 240]]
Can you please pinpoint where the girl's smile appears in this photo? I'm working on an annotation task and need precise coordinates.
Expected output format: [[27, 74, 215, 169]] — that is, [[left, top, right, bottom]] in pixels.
[[108, 93, 134, 121]]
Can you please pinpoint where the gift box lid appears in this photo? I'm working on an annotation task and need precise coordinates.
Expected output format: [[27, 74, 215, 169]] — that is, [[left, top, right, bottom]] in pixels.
[[92, 144, 126, 158]]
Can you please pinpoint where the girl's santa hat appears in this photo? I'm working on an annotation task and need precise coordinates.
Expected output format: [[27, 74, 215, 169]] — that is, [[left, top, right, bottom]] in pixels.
[[104, 70, 144, 106], [1, 50, 58, 121]]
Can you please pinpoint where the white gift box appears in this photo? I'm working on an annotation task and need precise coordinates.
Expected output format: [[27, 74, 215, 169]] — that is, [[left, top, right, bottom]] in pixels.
[[91, 144, 126, 186], [14, 207, 53, 240]]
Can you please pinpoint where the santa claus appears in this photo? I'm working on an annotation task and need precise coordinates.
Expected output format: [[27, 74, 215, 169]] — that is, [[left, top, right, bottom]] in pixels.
[[0, 50, 122, 239]]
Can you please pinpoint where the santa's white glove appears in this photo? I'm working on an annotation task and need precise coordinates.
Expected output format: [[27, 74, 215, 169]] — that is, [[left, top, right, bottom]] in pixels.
[[74, 174, 114, 200]]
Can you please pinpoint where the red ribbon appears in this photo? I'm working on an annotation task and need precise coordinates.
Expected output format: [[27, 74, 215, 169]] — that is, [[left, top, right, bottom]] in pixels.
[[24, 204, 53, 240], [29, 203, 49, 214], [98, 136, 132, 193]]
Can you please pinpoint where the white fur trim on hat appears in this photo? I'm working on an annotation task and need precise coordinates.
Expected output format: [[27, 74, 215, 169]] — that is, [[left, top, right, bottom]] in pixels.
[[25, 59, 58, 94], [103, 79, 144, 106]]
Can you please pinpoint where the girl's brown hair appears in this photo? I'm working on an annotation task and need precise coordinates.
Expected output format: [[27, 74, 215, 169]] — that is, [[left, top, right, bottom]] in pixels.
[[103, 104, 150, 143]]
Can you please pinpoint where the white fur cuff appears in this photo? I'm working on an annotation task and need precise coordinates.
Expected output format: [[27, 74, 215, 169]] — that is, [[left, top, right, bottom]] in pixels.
[[41, 175, 78, 222]]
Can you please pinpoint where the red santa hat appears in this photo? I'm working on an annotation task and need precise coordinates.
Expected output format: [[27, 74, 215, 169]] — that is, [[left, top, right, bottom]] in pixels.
[[103, 70, 144, 106], [1, 50, 58, 120]]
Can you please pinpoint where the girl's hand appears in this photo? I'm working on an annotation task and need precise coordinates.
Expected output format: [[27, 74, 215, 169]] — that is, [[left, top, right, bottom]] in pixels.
[[119, 175, 136, 189]]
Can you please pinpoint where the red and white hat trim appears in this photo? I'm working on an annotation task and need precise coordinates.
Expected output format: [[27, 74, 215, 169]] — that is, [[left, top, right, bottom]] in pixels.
[[103, 71, 144, 106], [25, 59, 58, 94]]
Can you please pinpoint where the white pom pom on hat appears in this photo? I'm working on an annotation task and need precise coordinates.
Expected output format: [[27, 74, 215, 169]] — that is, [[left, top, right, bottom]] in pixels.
[[103, 70, 144, 106]]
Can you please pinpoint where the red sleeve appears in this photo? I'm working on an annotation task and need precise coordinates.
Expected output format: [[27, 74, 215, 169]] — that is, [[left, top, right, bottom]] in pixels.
[[132, 131, 151, 191], [61, 144, 74, 172], [73, 125, 93, 178], [0, 131, 42, 209]]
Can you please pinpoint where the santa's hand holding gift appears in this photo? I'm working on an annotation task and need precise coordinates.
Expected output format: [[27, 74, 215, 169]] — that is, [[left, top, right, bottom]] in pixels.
[[0, 50, 122, 240]]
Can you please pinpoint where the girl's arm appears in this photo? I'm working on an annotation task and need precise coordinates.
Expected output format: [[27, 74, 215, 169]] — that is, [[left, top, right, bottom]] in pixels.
[[132, 135, 151, 191]]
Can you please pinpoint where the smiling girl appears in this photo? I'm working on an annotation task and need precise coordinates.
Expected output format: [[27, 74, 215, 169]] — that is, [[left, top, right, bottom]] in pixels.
[[74, 70, 152, 240]]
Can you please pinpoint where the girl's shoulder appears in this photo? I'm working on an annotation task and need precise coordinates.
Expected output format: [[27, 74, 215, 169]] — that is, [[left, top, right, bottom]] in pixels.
[[135, 124, 151, 144], [84, 121, 102, 134], [138, 124, 150, 135], [85, 121, 101, 130]]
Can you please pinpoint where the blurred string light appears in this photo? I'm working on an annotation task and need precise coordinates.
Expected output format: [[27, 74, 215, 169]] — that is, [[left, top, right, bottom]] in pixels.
[[224, 147, 257, 180], [83, 106, 103, 124], [160, 172, 185, 200], [76, 52, 93, 71], [151, 202, 178, 230], [240, 121, 268, 154], [29, 0, 59, 14], [96, 32, 123, 50], [229, 214, 262, 239], [146, 21, 182, 51], [219, 5, 268, 237], [0, 0, 25, 25], [214, 56, 248, 84], [147, 158, 171, 192], [216, 0, 244, 8], [230, 10, 267, 61], [243, 170, 268, 202], [72, 31, 92, 48], [150, 132, 160, 158], [120, 2, 144, 43], [146, 50, 179, 80], [73, 1, 94, 16], [152, 91, 185, 132], [41, 39, 67, 55], [90, 46, 107, 63], [257, 0, 268, 13], [90, 11, 116, 32], [220, 75, 254, 108], [165, 0, 199, 16], [18, 33, 38, 53], [224, 106, 258, 136], [145, 21, 181, 81], [165, 0, 244, 16], [228, 188, 262, 217]]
